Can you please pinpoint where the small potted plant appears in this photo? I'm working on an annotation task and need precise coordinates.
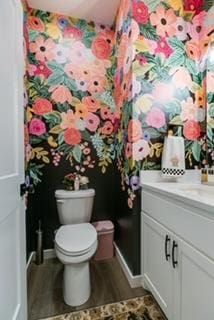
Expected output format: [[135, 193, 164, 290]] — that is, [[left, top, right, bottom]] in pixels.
[[62, 173, 77, 191]]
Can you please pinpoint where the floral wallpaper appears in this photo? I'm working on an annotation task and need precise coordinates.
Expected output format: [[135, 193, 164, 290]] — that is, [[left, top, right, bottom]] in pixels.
[[114, 0, 214, 208], [25, 10, 117, 184], [24, 2, 214, 211]]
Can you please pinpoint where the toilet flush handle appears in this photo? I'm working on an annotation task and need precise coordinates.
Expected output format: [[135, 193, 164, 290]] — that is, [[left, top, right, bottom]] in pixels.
[[57, 200, 64, 204]]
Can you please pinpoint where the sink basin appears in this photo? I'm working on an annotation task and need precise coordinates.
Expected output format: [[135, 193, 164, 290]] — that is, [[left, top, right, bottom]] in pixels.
[[177, 185, 214, 198]]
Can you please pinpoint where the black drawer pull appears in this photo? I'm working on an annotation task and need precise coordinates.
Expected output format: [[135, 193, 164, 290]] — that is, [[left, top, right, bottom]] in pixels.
[[172, 240, 178, 268], [165, 235, 171, 261]]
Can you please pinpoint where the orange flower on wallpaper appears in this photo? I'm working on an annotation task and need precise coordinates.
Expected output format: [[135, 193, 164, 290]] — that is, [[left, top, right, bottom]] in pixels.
[[82, 97, 101, 113], [60, 110, 77, 130], [28, 16, 45, 32], [50, 85, 73, 104], [64, 128, 81, 145], [92, 36, 112, 60], [186, 41, 201, 61], [199, 37, 211, 57], [33, 98, 53, 115], [75, 103, 88, 119], [128, 119, 143, 143], [195, 87, 206, 108]]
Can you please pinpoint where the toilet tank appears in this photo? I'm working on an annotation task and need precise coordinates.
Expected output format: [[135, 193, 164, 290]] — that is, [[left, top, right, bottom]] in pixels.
[[55, 189, 95, 225]]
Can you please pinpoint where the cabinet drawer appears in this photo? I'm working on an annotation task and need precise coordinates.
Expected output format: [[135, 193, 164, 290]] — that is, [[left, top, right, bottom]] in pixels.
[[142, 191, 214, 260]]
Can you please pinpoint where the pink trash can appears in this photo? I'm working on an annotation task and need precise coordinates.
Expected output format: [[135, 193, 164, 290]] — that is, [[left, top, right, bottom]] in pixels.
[[92, 220, 115, 261]]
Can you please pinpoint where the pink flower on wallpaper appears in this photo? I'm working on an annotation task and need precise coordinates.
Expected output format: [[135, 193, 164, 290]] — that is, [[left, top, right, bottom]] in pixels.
[[184, 0, 205, 15], [152, 83, 174, 104], [133, 1, 149, 25], [146, 107, 166, 129], [101, 121, 114, 135], [50, 85, 72, 104], [171, 67, 192, 90], [133, 139, 150, 161], [34, 64, 52, 78], [29, 36, 56, 62], [27, 62, 37, 76], [150, 6, 177, 37], [128, 119, 143, 143], [64, 26, 84, 40], [125, 143, 132, 159], [88, 75, 107, 94], [183, 120, 201, 141], [188, 11, 208, 41], [101, 107, 114, 121], [65, 63, 82, 80], [138, 55, 148, 66], [29, 119, 46, 136], [85, 113, 100, 132], [155, 38, 173, 58], [60, 110, 76, 130], [175, 17, 189, 41]]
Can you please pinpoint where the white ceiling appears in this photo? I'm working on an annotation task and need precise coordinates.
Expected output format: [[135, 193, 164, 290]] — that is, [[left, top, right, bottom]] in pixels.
[[27, 0, 120, 25]]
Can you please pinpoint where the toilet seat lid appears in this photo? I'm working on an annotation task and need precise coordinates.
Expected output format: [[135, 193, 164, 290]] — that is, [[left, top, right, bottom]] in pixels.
[[55, 223, 97, 255]]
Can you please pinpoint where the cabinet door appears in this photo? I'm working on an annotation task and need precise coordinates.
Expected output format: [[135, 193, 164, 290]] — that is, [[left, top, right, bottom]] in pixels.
[[178, 239, 214, 320], [142, 213, 174, 319]]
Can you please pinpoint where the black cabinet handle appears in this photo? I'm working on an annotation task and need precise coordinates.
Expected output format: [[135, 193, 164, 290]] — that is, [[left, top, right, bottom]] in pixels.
[[165, 235, 171, 261], [172, 240, 178, 268]]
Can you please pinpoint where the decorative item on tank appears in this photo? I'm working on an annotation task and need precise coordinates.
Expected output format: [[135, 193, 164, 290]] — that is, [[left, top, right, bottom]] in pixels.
[[79, 175, 89, 189], [63, 173, 89, 190]]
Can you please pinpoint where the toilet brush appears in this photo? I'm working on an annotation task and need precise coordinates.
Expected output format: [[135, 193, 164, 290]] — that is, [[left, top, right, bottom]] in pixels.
[[35, 220, 44, 265]]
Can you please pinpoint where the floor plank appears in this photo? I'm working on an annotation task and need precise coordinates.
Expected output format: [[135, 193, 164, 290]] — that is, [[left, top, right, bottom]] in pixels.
[[28, 257, 147, 320]]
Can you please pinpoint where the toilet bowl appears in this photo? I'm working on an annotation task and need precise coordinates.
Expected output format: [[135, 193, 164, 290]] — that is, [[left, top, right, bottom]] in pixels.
[[55, 223, 97, 306], [54, 189, 97, 306]]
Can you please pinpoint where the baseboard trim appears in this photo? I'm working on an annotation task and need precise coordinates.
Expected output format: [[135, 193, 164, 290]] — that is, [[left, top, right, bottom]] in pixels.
[[26, 251, 35, 270], [26, 249, 56, 270], [114, 243, 142, 288]]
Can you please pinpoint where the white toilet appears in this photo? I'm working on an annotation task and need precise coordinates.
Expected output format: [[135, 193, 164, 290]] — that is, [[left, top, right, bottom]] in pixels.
[[54, 189, 97, 307]]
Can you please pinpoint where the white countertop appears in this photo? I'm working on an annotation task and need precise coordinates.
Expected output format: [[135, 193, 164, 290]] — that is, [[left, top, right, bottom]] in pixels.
[[140, 171, 214, 215]]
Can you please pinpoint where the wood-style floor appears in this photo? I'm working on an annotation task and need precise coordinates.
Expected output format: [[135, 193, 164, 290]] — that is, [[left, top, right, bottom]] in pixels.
[[28, 257, 147, 320]]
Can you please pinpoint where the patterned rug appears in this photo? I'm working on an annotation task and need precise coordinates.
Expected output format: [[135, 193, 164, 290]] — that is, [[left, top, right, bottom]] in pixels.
[[41, 295, 166, 320]]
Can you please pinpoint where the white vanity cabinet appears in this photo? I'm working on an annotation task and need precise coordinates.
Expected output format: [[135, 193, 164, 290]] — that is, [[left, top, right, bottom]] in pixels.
[[141, 187, 214, 320]]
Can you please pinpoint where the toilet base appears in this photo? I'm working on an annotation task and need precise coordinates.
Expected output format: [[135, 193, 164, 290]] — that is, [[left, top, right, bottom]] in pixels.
[[63, 261, 91, 306]]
